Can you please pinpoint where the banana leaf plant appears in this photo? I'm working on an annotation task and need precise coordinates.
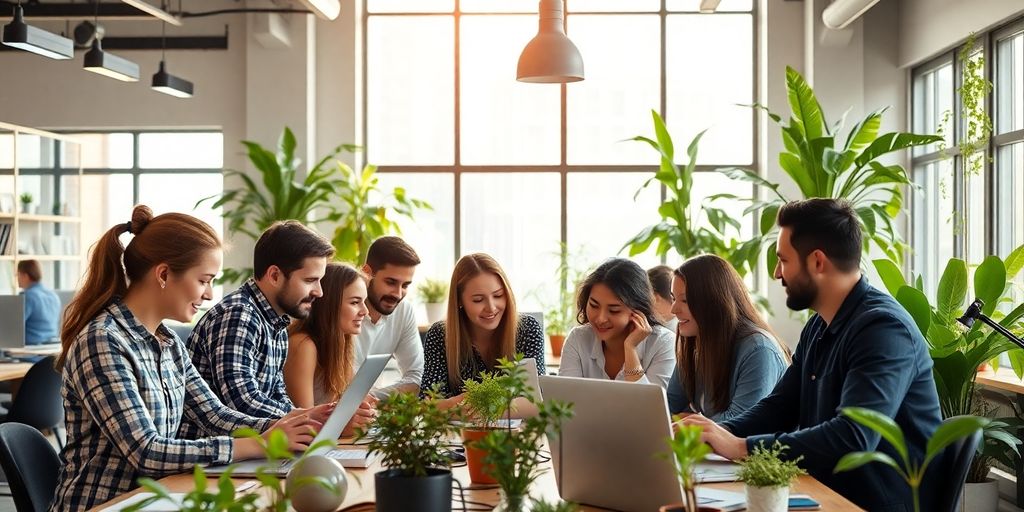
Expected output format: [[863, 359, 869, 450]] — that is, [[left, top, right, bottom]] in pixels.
[[719, 66, 943, 274], [871, 243, 1024, 482], [622, 110, 759, 279]]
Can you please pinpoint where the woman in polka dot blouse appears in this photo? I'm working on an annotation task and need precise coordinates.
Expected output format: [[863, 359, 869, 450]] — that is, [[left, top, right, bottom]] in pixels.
[[421, 253, 546, 409]]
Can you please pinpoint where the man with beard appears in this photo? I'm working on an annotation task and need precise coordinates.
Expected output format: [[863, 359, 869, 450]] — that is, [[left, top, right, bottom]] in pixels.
[[355, 236, 424, 397], [682, 198, 942, 512], [185, 221, 336, 425]]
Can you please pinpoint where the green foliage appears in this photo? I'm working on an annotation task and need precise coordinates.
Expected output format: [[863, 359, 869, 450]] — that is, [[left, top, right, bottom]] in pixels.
[[622, 110, 757, 278], [736, 441, 806, 488], [473, 357, 574, 511], [18, 193, 31, 204], [663, 425, 711, 512], [125, 429, 340, 512], [835, 407, 988, 512], [938, 33, 993, 177], [721, 67, 942, 269], [530, 498, 579, 512], [462, 371, 516, 429], [329, 162, 431, 265], [541, 243, 588, 336], [417, 278, 449, 304], [356, 387, 457, 477]]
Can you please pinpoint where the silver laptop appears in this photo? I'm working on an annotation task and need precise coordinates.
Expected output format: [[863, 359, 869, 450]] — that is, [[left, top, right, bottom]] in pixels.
[[539, 375, 683, 512], [0, 295, 26, 349], [205, 354, 392, 475]]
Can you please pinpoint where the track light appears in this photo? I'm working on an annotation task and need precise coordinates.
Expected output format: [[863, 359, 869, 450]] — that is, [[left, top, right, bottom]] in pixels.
[[2, 3, 74, 60], [83, 38, 139, 81], [151, 60, 192, 98]]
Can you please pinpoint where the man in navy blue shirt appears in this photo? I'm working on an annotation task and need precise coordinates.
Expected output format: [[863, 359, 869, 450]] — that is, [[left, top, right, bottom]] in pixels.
[[17, 259, 61, 345], [683, 198, 942, 512]]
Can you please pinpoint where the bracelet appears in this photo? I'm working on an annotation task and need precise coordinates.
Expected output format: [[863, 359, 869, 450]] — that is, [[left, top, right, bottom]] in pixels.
[[623, 366, 645, 377]]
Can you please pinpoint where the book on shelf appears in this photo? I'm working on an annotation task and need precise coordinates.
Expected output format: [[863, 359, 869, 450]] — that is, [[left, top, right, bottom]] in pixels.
[[0, 224, 11, 256]]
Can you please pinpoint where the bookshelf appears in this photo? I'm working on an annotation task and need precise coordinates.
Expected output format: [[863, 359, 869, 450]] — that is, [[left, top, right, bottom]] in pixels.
[[0, 122, 84, 294]]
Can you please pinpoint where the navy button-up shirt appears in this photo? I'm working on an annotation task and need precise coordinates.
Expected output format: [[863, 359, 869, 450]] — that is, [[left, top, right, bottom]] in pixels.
[[722, 277, 942, 512]]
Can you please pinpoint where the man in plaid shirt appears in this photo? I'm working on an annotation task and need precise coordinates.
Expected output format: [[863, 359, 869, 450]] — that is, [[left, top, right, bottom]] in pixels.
[[185, 221, 335, 432]]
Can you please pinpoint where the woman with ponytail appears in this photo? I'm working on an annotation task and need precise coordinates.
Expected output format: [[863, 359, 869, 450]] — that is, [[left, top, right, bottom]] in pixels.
[[51, 205, 332, 512]]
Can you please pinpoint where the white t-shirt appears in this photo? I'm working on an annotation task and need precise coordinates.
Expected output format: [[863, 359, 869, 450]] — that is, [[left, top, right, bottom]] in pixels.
[[354, 299, 424, 397]]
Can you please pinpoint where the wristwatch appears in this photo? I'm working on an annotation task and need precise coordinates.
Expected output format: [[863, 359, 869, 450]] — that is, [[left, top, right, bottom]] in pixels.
[[623, 366, 645, 377]]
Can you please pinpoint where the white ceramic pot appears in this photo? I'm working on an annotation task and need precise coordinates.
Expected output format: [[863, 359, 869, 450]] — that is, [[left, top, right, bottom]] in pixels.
[[425, 302, 446, 324], [963, 479, 999, 512], [286, 455, 348, 512], [745, 484, 789, 512]]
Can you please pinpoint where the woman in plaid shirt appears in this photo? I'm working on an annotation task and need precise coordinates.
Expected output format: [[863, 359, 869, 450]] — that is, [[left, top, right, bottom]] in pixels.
[[50, 205, 332, 512]]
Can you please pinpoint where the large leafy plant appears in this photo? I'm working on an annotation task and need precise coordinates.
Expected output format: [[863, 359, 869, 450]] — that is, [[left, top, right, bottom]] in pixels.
[[720, 66, 942, 271], [622, 110, 757, 278], [872, 243, 1024, 482], [835, 407, 988, 512]]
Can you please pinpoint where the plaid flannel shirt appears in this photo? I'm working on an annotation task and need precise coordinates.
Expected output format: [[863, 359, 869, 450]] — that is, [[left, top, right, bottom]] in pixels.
[[50, 300, 273, 512], [185, 279, 293, 432]]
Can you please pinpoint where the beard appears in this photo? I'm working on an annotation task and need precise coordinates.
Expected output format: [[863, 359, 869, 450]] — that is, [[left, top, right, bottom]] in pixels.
[[782, 268, 818, 311], [279, 292, 316, 319], [366, 280, 402, 315]]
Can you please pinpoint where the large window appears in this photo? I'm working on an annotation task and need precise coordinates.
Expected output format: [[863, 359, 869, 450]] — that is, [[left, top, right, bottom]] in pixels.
[[364, 0, 756, 309], [911, 18, 1024, 297]]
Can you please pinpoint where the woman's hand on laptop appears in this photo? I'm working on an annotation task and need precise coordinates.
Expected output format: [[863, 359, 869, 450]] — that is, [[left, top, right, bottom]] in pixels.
[[680, 413, 748, 461], [266, 412, 323, 452], [342, 395, 378, 437]]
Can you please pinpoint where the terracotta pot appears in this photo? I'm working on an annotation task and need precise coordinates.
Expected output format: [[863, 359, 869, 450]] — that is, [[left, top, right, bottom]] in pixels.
[[548, 334, 565, 357], [462, 428, 498, 484]]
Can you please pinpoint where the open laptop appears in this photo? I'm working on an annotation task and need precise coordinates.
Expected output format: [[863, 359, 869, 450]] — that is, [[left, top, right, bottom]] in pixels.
[[538, 375, 684, 512], [205, 353, 392, 475]]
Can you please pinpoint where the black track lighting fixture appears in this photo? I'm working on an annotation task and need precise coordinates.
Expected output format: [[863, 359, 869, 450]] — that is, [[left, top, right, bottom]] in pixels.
[[82, 0, 140, 81], [2, 1, 74, 60], [151, 10, 193, 98]]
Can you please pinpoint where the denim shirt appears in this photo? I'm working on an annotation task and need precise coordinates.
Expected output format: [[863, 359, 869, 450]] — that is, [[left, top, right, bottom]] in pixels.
[[721, 277, 942, 512], [22, 282, 60, 344], [667, 330, 788, 421]]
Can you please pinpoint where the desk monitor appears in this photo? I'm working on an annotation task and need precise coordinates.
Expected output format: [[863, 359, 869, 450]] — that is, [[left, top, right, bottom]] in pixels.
[[539, 375, 682, 512], [0, 295, 26, 349]]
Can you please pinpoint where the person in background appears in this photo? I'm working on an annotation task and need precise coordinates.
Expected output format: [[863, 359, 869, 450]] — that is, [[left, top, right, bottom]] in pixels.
[[355, 236, 425, 397], [666, 254, 789, 421], [51, 205, 329, 512], [17, 259, 60, 344], [421, 253, 545, 410], [285, 262, 376, 435], [559, 258, 675, 389], [647, 264, 678, 335], [682, 199, 943, 511]]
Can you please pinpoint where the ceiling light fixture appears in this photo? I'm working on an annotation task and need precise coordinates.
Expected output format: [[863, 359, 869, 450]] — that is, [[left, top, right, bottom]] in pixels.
[[151, 14, 192, 98], [121, 0, 182, 26], [295, 0, 341, 21], [516, 0, 584, 83], [83, 0, 139, 81], [1, 2, 74, 59]]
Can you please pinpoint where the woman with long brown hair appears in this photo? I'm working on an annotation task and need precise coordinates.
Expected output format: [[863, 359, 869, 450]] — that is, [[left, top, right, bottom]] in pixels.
[[667, 254, 790, 421], [420, 253, 545, 409], [284, 262, 370, 407], [51, 205, 331, 512]]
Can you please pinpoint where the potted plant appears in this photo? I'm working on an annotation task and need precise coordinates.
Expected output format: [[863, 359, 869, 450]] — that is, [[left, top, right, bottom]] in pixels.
[[736, 441, 806, 512], [542, 243, 586, 357], [19, 193, 32, 214], [835, 407, 989, 512], [718, 67, 942, 273], [418, 278, 449, 324], [873, 244, 1024, 511], [659, 425, 711, 512], [461, 370, 516, 484], [530, 499, 578, 512], [357, 390, 458, 512]]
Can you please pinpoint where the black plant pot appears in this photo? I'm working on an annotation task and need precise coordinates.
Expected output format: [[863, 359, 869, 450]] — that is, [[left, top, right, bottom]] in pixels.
[[375, 467, 453, 512]]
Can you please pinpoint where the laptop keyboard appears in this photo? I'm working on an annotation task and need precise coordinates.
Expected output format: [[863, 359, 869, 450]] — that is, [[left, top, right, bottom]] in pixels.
[[324, 449, 366, 460]]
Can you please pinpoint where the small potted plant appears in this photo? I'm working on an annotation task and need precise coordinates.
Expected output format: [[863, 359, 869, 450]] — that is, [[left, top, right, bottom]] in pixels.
[[660, 425, 711, 512], [357, 389, 458, 512], [19, 193, 32, 214], [418, 278, 449, 324], [736, 441, 806, 512], [461, 370, 516, 484]]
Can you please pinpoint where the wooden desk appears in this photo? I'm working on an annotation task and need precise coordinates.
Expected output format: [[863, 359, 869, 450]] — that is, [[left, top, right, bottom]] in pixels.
[[0, 362, 32, 382], [95, 458, 860, 511]]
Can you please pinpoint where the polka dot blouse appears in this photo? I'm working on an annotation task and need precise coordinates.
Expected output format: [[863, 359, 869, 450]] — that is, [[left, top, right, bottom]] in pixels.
[[421, 314, 546, 398]]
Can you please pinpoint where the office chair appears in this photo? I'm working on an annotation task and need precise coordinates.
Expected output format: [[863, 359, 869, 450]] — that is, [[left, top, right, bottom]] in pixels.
[[0, 422, 60, 512], [0, 355, 65, 448], [934, 427, 983, 512]]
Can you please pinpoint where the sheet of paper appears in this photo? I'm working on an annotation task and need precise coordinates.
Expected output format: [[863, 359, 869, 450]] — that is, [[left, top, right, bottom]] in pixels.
[[98, 493, 185, 511], [695, 459, 741, 483]]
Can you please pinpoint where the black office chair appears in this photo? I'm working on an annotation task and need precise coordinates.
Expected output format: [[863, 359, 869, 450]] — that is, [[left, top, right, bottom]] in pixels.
[[934, 427, 983, 512], [0, 422, 60, 512], [0, 355, 64, 448]]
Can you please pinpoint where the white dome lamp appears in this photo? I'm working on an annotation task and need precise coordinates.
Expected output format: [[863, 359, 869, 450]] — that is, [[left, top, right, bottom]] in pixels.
[[516, 0, 584, 84]]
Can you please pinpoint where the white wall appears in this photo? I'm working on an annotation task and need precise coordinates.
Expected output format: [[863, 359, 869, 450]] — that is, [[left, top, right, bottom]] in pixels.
[[899, 0, 1024, 68]]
